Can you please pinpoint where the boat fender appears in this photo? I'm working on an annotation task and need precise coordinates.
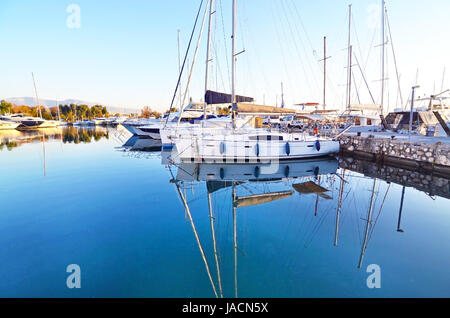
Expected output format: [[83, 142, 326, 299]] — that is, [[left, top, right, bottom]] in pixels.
[[314, 166, 320, 177], [220, 141, 226, 154], [285, 142, 291, 156], [220, 168, 225, 180], [256, 143, 260, 157], [284, 165, 290, 178], [315, 140, 321, 151], [254, 166, 261, 178]]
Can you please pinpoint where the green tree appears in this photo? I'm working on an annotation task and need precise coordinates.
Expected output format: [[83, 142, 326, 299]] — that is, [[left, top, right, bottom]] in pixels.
[[0, 100, 13, 114]]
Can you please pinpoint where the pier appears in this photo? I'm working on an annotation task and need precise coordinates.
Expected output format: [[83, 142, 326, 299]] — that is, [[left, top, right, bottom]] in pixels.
[[339, 156, 450, 200], [339, 132, 450, 177]]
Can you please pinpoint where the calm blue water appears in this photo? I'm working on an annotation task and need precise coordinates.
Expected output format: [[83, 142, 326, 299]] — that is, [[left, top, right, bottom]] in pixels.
[[0, 127, 449, 298]]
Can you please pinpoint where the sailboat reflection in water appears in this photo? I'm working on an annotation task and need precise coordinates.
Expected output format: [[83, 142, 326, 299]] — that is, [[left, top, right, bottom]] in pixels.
[[167, 157, 338, 298]]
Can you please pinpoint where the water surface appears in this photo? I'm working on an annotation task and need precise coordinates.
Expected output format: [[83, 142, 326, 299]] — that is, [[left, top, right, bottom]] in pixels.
[[0, 127, 449, 298]]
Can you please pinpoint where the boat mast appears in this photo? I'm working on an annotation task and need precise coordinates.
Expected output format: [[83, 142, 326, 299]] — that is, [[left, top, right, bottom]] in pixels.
[[323, 36, 326, 110], [203, 0, 215, 126], [334, 170, 346, 246], [178, 30, 183, 113], [231, 0, 237, 128], [172, 175, 219, 298], [232, 182, 238, 298], [32, 72, 42, 119], [56, 98, 61, 121], [320, 36, 331, 111], [348, 45, 353, 110], [380, 0, 386, 115], [358, 179, 377, 269], [345, 5, 352, 111], [397, 186, 406, 232], [208, 191, 224, 298]]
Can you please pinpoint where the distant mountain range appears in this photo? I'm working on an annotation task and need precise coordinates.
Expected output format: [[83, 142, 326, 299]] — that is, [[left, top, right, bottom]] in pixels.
[[3, 97, 141, 114]]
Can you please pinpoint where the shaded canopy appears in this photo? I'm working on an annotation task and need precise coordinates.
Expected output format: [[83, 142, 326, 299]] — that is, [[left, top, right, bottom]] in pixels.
[[205, 90, 254, 105]]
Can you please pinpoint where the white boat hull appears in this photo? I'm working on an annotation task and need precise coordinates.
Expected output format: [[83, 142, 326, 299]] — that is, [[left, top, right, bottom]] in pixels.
[[134, 126, 161, 139], [0, 121, 20, 130], [175, 157, 339, 182], [174, 135, 340, 162]]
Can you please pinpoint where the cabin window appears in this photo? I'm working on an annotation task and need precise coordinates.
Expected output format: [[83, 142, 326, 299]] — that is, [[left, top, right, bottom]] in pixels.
[[249, 135, 283, 141]]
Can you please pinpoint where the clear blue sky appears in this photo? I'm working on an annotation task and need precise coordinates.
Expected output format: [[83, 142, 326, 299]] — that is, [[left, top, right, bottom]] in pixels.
[[1, 0, 449, 112]]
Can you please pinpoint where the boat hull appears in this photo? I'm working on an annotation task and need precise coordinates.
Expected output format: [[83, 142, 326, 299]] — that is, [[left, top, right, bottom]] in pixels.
[[16, 120, 45, 130], [176, 157, 339, 182], [122, 124, 138, 135], [174, 137, 340, 162], [134, 126, 161, 139], [0, 121, 20, 130]]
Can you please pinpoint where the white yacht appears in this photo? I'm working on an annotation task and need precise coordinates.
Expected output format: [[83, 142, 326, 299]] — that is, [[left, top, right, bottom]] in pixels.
[[0, 119, 20, 130], [122, 117, 160, 136], [39, 119, 62, 128], [160, 115, 254, 150], [136, 104, 217, 139], [91, 118, 108, 126], [74, 119, 94, 126], [0, 114, 45, 129]]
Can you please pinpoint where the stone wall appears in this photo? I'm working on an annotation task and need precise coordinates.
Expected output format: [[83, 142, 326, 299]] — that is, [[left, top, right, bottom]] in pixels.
[[338, 135, 450, 176], [339, 157, 450, 200]]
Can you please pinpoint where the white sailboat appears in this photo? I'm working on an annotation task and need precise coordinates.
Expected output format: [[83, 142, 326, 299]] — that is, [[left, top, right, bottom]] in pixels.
[[173, 0, 339, 162]]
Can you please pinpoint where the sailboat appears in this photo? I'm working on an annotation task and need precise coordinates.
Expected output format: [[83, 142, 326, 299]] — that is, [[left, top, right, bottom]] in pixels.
[[169, 155, 338, 297], [30, 73, 61, 129], [172, 0, 339, 162]]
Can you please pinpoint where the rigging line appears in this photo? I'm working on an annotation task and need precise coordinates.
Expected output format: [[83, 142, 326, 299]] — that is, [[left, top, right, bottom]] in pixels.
[[218, 0, 232, 92], [269, 2, 296, 100], [210, 9, 226, 93], [212, 40, 227, 94], [237, 3, 255, 98], [368, 183, 391, 243], [351, 11, 371, 102], [174, 180, 219, 298], [208, 193, 224, 298], [303, 201, 335, 248], [164, 0, 205, 127], [354, 53, 376, 104], [237, 0, 270, 97], [352, 66, 361, 104], [385, 8, 404, 106], [274, 0, 315, 96], [352, 191, 363, 245], [288, 0, 318, 59], [177, 0, 211, 126], [282, 0, 321, 95]]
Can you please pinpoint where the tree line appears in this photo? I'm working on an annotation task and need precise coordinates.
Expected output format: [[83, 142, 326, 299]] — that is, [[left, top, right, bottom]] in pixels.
[[0, 100, 110, 121]]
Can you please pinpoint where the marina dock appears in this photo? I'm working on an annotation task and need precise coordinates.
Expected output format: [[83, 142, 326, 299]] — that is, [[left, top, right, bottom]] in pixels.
[[339, 132, 450, 177]]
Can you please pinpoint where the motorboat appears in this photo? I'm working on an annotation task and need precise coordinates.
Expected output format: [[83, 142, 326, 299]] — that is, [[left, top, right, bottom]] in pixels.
[[0, 119, 20, 130], [0, 114, 45, 129], [122, 117, 160, 135]]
